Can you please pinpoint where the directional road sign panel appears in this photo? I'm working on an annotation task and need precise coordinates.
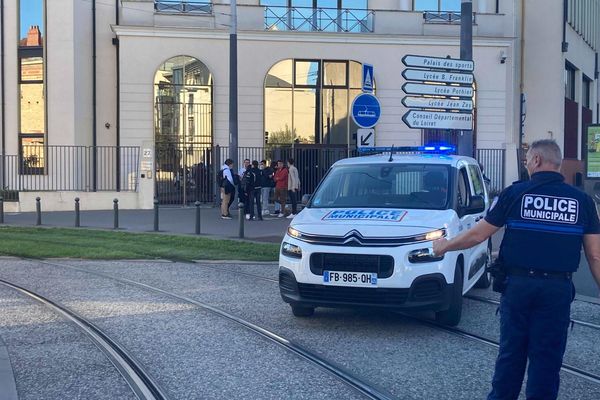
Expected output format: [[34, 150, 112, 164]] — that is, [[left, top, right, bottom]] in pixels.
[[351, 93, 381, 128], [357, 128, 375, 148], [402, 55, 474, 72], [402, 69, 473, 85], [401, 96, 473, 111], [402, 110, 473, 130], [401, 82, 474, 98], [362, 63, 374, 93]]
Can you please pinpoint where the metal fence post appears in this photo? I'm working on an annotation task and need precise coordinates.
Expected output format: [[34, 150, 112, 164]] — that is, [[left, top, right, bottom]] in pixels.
[[0, 196, 4, 224], [113, 199, 119, 229], [214, 145, 221, 207], [75, 197, 80, 227], [35, 197, 41, 226], [153, 199, 159, 232], [238, 202, 244, 238], [195, 201, 201, 234]]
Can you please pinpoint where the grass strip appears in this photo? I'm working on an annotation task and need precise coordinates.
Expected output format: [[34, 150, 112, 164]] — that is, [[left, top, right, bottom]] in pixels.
[[0, 226, 279, 262]]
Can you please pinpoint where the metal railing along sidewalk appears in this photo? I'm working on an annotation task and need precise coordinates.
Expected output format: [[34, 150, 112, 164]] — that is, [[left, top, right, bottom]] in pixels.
[[0, 146, 140, 194]]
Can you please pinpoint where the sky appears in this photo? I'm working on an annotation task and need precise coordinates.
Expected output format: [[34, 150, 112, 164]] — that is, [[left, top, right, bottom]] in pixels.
[[20, 0, 44, 40]]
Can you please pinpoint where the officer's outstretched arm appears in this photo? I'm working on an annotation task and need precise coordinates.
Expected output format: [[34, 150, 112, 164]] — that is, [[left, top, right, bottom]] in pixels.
[[583, 234, 600, 292], [433, 220, 500, 257]]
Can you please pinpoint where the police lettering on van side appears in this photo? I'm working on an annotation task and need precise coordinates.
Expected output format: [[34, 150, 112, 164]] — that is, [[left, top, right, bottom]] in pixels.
[[520, 195, 579, 224]]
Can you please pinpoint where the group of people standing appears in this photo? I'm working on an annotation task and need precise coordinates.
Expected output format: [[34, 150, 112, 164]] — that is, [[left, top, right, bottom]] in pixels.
[[219, 157, 300, 220]]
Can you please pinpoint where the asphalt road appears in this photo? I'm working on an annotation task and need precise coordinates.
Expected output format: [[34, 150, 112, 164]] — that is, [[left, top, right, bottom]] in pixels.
[[0, 259, 599, 399]]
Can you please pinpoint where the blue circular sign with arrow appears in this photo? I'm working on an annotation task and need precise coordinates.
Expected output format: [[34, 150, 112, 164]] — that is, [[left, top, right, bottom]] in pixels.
[[351, 93, 381, 128]]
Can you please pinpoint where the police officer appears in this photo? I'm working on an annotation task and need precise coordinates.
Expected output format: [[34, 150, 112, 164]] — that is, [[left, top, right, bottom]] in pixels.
[[433, 139, 600, 400]]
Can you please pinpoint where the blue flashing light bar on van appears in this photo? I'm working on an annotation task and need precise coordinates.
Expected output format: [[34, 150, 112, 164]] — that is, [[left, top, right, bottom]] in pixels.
[[358, 145, 456, 154]]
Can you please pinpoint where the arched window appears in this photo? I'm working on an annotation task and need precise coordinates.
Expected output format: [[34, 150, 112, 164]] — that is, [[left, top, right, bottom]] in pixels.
[[153, 56, 213, 205], [264, 59, 372, 146], [154, 56, 212, 144]]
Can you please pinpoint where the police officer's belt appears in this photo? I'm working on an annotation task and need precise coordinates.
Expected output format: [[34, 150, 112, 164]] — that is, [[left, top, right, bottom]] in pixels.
[[506, 267, 572, 280]]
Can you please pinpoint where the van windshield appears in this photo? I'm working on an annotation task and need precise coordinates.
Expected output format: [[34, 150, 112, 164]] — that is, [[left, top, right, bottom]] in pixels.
[[310, 163, 450, 210]]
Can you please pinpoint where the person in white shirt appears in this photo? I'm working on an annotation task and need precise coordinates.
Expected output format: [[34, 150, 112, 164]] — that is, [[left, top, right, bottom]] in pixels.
[[287, 158, 300, 218], [220, 159, 235, 219]]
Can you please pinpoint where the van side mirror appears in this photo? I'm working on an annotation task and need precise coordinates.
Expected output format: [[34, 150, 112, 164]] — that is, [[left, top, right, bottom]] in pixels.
[[301, 194, 311, 206], [465, 195, 485, 214]]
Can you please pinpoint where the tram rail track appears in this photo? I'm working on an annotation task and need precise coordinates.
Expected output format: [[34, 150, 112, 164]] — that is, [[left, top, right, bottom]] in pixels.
[[183, 262, 600, 386], [19, 259, 396, 400], [11, 258, 600, 392], [464, 293, 600, 331], [194, 263, 600, 332], [398, 314, 600, 385], [0, 278, 169, 400]]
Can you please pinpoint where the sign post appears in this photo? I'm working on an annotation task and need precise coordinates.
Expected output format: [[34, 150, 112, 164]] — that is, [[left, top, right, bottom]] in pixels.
[[354, 64, 377, 151], [458, 0, 474, 157]]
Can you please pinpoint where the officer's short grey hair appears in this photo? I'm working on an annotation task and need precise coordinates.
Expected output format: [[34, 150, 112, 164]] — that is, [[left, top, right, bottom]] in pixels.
[[529, 139, 562, 168]]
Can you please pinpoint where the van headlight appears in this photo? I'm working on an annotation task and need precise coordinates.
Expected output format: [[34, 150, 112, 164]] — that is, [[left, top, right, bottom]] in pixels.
[[282, 242, 302, 259], [425, 229, 446, 241], [408, 248, 444, 263], [287, 227, 303, 239]]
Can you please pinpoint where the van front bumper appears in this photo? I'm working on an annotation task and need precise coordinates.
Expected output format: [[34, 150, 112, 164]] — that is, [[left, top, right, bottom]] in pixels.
[[279, 267, 454, 312]]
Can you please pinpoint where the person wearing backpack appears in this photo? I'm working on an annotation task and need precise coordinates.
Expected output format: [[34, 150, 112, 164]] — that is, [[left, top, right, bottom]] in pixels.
[[260, 160, 274, 216], [246, 160, 263, 220], [219, 159, 235, 219], [240, 163, 255, 219]]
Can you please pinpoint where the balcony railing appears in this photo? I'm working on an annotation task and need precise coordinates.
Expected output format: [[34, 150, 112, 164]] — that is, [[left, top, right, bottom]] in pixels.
[[154, 1, 212, 14], [423, 11, 476, 24], [265, 6, 374, 33]]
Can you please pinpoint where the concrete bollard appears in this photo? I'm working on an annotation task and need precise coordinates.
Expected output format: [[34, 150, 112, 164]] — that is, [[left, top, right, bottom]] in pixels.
[[113, 199, 119, 229], [0, 196, 4, 224], [35, 197, 42, 226], [195, 201, 201, 235], [153, 199, 159, 232], [74, 198, 80, 227], [238, 202, 245, 239]]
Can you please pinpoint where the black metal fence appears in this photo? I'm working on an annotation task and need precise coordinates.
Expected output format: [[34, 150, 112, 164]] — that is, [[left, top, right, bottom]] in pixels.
[[155, 144, 506, 206], [476, 148, 505, 195], [0, 143, 505, 206], [0, 146, 140, 197]]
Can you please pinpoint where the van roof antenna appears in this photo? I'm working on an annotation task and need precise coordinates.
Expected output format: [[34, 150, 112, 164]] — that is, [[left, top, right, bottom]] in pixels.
[[388, 145, 394, 162]]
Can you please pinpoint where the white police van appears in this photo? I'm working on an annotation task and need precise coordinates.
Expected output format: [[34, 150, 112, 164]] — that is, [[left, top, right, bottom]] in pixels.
[[279, 147, 491, 326]]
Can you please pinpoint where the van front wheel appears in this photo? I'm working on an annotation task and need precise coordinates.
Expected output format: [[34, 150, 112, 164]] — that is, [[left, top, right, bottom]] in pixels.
[[436, 264, 463, 326]]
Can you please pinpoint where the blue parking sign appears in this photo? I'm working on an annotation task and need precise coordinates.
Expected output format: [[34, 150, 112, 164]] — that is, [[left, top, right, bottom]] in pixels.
[[351, 93, 381, 128], [362, 63, 374, 92]]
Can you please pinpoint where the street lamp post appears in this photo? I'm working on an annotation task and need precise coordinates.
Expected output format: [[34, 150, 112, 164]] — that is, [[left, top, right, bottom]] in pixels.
[[458, 0, 474, 158], [229, 0, 239, 164]]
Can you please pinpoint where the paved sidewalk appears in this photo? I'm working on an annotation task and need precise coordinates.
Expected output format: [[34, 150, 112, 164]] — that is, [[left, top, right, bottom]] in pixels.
[[1, 206, 292, 243]]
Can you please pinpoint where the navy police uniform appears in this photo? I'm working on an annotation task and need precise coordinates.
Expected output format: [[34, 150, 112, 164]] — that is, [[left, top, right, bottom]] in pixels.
[[485, 171, 600, 400]]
